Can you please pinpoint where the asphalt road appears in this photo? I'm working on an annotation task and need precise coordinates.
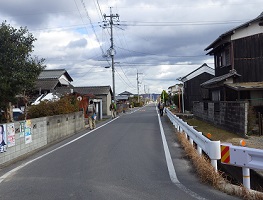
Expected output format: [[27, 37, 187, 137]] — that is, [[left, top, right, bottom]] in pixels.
[[0, 104, 241, 200]]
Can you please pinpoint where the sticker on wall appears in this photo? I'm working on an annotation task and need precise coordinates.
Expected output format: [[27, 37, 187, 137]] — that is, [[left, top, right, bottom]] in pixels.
[[7, 123, 15, 147], [19, 121, 25, 138], [25, 120, 32, 144], [0, 124, 7, 153]]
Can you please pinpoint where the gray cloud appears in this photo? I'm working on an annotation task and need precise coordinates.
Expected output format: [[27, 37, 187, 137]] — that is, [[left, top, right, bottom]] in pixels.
[[0, 0, 262, 94], [67, 38, 88, 49]]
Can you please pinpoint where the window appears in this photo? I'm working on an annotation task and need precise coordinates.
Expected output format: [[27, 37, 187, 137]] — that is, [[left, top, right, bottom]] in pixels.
[[212, 90, 220, 101], [222, 48, 230, 67], [216, 47, 231, 68]]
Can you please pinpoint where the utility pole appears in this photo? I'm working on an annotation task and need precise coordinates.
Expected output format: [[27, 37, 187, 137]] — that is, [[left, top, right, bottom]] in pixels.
[[103, 8, 119, 103], [144, 85, 149, 104], [137, 69, 143, 103]]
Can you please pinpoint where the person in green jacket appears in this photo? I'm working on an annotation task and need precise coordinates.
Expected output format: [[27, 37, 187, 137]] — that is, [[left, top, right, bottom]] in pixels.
[[109, 100, 117, 119], [87, 100, 96, 130]]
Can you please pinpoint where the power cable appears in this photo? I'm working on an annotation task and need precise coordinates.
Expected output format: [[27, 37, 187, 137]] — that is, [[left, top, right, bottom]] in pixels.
[[115, 46, 207, 58], [115, 68, 135, 89], [120, 20, 246, 27], [77, 0, 110, 66]]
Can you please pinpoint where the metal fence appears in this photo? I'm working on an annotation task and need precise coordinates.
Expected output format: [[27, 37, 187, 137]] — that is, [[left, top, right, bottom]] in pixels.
[[165, 107, 263, 189]]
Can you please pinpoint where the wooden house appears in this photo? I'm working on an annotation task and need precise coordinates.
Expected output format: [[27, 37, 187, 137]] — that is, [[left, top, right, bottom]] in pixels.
[[202, 12, 263, 107], [179, 63, 215, 112]]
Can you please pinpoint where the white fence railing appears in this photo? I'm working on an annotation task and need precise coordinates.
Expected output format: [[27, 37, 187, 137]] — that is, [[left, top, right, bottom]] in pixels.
[[165, 108, 263, 189], [165, 108, 221, 170]]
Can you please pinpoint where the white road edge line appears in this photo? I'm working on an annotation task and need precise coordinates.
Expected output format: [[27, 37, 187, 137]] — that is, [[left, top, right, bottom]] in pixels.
[[157, 106, 207, 200], [0, 116, 119, 183]]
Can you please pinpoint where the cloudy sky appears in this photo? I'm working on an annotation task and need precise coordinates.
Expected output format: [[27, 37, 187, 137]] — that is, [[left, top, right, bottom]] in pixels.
[[0, 0, 262, 95]]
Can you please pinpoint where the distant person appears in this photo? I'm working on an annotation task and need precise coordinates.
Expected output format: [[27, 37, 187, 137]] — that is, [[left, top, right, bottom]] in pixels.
[[0, 125, 7, 153], [158, 101, 164, 116], [109, 100, 117, 118], [87, 100, 96, 130]]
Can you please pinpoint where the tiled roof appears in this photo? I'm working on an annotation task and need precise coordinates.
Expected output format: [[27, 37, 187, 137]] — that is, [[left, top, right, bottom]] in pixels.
[[179, 63, 214, 82], [38, 69, 73, 82], [201, 70, 241, 88], [35, 79, 59, 90], [119, 91, 133, 96], [73, 86, 112, 96], [225, 82, 263, 91]]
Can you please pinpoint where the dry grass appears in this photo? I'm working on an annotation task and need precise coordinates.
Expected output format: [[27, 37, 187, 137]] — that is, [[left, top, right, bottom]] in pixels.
[[177, 132, 224, 187], [176, 131, 263, 200], [184, 118, 240, 142]]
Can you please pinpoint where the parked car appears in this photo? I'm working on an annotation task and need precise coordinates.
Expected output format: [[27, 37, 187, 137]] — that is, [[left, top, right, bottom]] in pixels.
[[12, 108, 23, 121]]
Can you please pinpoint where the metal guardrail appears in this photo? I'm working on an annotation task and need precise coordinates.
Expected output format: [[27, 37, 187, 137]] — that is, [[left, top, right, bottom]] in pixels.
[[165, 108, 221, 170], [165, 108, 263, 190], [221, 143, 263, 189]]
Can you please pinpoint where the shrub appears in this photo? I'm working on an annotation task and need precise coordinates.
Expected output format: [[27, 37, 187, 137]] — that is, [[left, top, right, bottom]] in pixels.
[[27, 95, 79, 119]]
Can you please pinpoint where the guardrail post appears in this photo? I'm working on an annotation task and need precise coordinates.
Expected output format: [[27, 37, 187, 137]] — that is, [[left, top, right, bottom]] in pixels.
[[190, 138, 193, 146], [208, 141, 221, 171], [242, 167, 250, 189], [165, 108, 221, 172], [197, 145, 202, 155], [211, 160, 217, 171]]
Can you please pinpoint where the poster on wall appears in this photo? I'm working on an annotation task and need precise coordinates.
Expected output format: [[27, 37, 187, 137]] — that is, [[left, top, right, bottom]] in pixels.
[[25, 120, 32, 144], [0, 124, 7, 153], [19, 121, 25, 138], [7, 123, 15, 147]]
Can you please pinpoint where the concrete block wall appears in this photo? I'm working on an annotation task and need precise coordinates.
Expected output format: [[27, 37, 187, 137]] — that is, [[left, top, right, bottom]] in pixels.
[[0, 111, 84, 166], [193, 101, 248, 136], [46, 112, 84, 144]]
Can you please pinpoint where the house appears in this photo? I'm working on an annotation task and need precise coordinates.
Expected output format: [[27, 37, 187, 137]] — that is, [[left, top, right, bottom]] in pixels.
[[168, 84, 183, 96], [167, 84, 183, 108], [72, 86, 113, 116], [33, 69, 113, 118], [35, 69, 74, 95], [70, 92, 98, 119], [202, 12, 263, 108], [193, 12, 263, 135], [116, 91, 133, 102], [118, 91, 134, 97], [178, 63, 215, 112]]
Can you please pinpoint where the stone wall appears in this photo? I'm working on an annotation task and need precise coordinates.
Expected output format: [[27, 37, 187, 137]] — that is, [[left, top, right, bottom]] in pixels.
[[193, 101, 248, 136], [0, 111, 84, 165]]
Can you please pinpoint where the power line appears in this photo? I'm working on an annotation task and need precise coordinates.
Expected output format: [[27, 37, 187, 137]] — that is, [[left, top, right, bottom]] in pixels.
[[115, 46, 207, 58], [95, 0, 104, 19], [119, 62, 214, 66], [119, 20, 246, 27], [77, 0, 108, 61], [115, 68, 135, 89], [116, 64, 136, 88], [27, 19, 247, 32]]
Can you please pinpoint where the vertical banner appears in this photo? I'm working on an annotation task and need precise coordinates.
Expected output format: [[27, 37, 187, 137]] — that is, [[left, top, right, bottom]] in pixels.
[[7, 123, 15, 147], [0, 124, 7, 151], [25, 120, 32, 144], [19, 121, 25, 137]]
